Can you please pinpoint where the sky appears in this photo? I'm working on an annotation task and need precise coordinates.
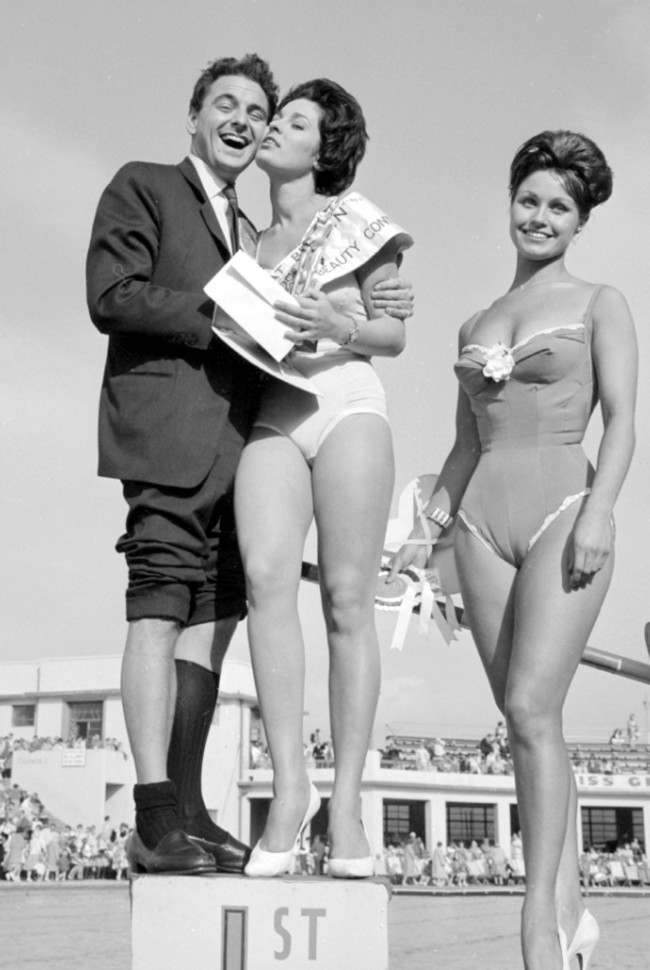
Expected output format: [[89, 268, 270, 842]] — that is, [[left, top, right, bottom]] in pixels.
[[2, 0, 650, 746]]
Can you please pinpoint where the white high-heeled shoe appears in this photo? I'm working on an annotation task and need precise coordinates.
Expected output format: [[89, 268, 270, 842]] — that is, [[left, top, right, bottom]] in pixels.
[[567, 910, 600, 970], [328, 821, 373, 879], [328, 855, 374, 879], [558, 924, 570, 970], [244, 783, 320, 878]]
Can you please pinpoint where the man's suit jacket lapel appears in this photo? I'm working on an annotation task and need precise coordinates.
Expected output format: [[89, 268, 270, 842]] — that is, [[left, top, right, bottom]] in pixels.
[[178, 156, 231, 258]]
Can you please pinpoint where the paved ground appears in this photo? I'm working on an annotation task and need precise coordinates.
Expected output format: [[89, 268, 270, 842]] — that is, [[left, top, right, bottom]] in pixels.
[[0, 882, 648, 969]]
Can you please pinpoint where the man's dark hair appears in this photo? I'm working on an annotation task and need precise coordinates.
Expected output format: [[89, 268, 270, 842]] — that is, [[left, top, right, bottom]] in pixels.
[[509, 130, 613, 220], [278, 78, 368, 196], [189, 54, 279, 119]]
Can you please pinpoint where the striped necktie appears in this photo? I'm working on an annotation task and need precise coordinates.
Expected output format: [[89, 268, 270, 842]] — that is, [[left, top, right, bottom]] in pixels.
[[222, 183, 240, 253]]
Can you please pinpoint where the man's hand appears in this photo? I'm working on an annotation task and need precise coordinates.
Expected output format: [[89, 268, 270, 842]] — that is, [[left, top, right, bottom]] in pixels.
[[371, 277, 415, 320]]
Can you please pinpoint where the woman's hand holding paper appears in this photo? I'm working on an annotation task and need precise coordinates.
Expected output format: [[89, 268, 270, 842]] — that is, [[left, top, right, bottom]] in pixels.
[[274, 288, 352, 345]]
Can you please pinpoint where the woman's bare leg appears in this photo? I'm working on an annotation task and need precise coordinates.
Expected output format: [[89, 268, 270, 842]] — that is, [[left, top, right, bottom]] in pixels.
[[312, 415, 394, 859], [235, 430, 313, 851], [454, 526, 517, 704], [506, 510, 613, 970], [555, 760, 582, 933], [455, 510, 612, 970]]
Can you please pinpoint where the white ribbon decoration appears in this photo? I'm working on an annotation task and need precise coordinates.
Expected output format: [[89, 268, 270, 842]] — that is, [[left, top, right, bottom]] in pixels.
[[389, 584, 418, 651]]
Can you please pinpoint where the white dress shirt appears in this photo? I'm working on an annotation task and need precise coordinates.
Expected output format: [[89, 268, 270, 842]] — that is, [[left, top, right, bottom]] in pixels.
[[189, 153, 236, 254]]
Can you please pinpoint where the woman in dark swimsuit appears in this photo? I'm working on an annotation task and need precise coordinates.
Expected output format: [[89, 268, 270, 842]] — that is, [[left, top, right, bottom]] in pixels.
[[390, 130, 637, 970]]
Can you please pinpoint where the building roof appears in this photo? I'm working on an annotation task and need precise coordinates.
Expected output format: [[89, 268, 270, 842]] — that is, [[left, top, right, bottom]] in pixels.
[[0, 655, 257, 704]]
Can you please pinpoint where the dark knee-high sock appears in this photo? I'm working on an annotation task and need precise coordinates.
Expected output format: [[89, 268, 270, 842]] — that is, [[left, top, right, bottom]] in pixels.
[[167, 659, 229, 842], [133, 780, 178, 849]]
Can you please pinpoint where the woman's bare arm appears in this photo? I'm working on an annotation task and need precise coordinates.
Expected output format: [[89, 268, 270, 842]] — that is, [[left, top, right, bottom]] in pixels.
[[388, 318, 482, 576], [568, 285, 638, 587]]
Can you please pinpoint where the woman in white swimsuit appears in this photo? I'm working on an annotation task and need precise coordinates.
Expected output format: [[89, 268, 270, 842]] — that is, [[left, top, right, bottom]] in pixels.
[[235, 78, 412, 879]]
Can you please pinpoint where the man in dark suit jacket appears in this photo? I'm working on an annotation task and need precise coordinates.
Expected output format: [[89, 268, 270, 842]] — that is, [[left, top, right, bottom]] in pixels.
[[87, 55, 279, 874]]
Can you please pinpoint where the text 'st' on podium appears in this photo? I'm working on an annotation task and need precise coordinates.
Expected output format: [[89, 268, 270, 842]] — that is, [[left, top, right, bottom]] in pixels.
[[131, 874, 389, 970]]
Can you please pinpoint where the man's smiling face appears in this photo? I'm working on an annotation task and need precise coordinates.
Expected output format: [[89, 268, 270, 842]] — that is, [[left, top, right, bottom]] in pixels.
[[187, 74, 269, 182]]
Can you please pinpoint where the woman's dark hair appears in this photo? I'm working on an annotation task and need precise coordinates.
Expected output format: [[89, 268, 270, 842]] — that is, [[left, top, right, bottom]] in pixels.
[[189, 54, 279, 119], [278, 78, 368, 196], [509, 130, 613, 219]]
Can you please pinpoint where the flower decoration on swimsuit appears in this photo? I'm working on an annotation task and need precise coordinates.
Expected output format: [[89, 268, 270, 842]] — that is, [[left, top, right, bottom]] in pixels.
[[482, 343, 515, 382]]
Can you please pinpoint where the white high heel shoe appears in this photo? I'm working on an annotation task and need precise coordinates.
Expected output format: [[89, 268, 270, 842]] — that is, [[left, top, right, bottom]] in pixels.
[[328, 855, 374, 879], [567, 910, 600, 970], [244, 783, 320, 878], [558, 924, 570, 970], [328, 821, 373, 879]]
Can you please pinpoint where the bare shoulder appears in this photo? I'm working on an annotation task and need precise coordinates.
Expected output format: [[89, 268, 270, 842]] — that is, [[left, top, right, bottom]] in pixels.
[[591, 284, 632, 318], [591, 285, 635, 336], [458, 310, 482, 348], [590, 285, 637, 372]]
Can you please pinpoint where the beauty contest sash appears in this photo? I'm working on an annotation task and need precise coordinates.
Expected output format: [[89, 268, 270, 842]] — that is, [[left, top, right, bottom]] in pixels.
[[270, 192, 413, 295]]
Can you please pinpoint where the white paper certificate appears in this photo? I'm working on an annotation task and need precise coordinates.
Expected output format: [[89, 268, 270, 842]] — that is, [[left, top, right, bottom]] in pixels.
[[204, 250, 297, 362], [210, 326, 322, 396]]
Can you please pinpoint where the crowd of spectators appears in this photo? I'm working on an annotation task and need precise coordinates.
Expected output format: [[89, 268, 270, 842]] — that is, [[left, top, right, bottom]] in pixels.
[[381, 722, 515, 775], [304, 730, 334, 767], [379, 713, 648, 776], [249, 714, 648, 776], [250, 728, 335, 770], [381, 832, 649, 890], [0, 780, 131, 882], [0, 733, 127, 779], [2, 771, 648, 888], [579, 841, 649, 888], [613, 713, 641, 747], [382, 832, 522, 887], [568, 713, 647, 775]]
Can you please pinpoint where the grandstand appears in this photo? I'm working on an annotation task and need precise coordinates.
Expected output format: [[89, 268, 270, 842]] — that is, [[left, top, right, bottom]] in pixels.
[[245, 731, 650, 859], [379, 733, 650, 775]]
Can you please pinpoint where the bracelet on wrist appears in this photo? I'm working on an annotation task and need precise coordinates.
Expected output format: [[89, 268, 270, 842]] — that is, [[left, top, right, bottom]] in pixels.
[[424, 506, 454, 530], [340, 316, 360, 346]]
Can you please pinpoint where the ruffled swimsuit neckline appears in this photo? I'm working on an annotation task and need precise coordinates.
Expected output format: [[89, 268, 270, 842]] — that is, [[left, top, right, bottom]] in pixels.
[[462, 321, 586, 356], [460, 282, 600, 357]]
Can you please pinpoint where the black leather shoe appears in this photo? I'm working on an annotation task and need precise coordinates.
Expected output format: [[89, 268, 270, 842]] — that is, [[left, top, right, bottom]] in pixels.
[[186, 831, 251, 874], [127, 829, 216, 875]]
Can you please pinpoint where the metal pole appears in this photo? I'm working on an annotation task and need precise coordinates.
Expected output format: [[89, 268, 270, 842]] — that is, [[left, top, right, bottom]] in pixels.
[[301, 563, 650, 685], [580, 647, 650, 685]]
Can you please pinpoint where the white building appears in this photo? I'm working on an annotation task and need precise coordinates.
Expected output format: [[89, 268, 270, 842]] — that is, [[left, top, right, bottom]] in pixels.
[[243, 751, 650, 857], [0, 654, 255, 835], [2, 654, 649, 856]]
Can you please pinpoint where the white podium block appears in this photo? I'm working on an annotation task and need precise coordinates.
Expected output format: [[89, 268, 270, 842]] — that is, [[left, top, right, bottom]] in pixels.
[[131, 874, 389, 970]]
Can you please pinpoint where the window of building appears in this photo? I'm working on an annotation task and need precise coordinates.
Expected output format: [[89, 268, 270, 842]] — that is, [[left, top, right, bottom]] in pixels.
[[309, 798, 330, 839], [249, 796, 330, 846], [67, 701, 103, 741], [509, 802, 520, 837], [581, 806, 644, 852], [249, 707, 262, 744], [383, 799, 426, 845], [446, 802, 496, 845], [11, 704, 35, 728], [249, 798, 271, 846]]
